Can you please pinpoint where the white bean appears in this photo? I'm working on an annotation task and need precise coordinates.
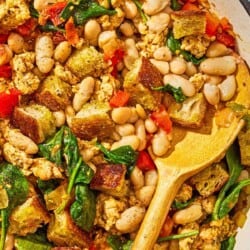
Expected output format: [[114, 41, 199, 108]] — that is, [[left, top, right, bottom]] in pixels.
[[33, 0, 55, 11], [142, 0, 169, 15], [163, 74, 196, 97], [206, 41, 231, 58], [35, 35, 54, 73], [145, 118, 158, 134], [153, 46, 172, 61], [0, 44, 12, 66], [200, 56, 236, 76], [169, 57, 187, 75], [203, 83, 220, 105], [7, 33, 24, 54], [65, 105, 75, 126], [152, 129, 171, 156], [53, 110, 66, 127], [123, 0, 138, 19], [218, 75, 237, 101], [173, 204, 203, 224], [116, 206, 146, 233], [73, 77, 95, 112], [150, 59, 169, 75], [205, 75, 223, 85], [127, 107, 139, 123], [185, 62, 197, 76], [54, 41, 72, 63], [135, 186, 155, 206], [111, 107, 132, 124], [135, 119, 147, 151], [147, 13, 170, 33], [130, 166, 145, 190], [98, 30, 117, 49], [135, 104, 147, 120], [84, 20, 101, 45], [111, 135, 140, 151], [145, 169, 158, 186], [120, 22, 134, 37], [115, 123, 135, 136], [124, 38, 139, 70]]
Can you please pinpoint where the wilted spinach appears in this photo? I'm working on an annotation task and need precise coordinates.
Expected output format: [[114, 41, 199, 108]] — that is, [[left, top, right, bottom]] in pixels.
[[171, 0, 182, 11], [157, 230, 199, 243], [132, 0, 148, 23], [0, 163, 29, 250], [221, 236, 236, 250], [37, 179, 61, 195], [107, 235, 133, 250], [172, 198, 194, 210]]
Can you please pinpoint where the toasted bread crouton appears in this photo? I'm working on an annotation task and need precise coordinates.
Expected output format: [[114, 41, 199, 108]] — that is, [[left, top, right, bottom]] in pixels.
[[36, 75, 72, 111], [90, 164, 127, 197], [238, 130, 250, 166], [169, 93, 207, 128], [12, 104, 56, 144], [189, 163, 229, 197], [70, 101, 115, 140], [47, 211, 91, 249], [123, 57, 163, 111], [171, 10, 206, 39]]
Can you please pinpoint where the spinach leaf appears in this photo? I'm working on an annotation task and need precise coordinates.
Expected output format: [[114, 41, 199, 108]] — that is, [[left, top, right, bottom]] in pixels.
[[171, 0, 182, 11], [180, 50, 206, 65], [39, 22, 65, 33], [152, 84, 187, 103], [37, 179, 61, 195], [132, 0, 148, 23], [29, 3, 39, 18], [70, 184, 96, 232], [212, 143, 243, 220], [218, 178, 250, 218], [157, 230, 199, 243], [221, 236, 236, 250], [107, 235, 132, 250], [172, 198, 194, 210], [0, 163, 29, 250], [96, 142, 138, 168]]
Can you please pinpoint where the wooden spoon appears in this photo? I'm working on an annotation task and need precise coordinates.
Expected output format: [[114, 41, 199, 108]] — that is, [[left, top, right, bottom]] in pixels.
[[132, 61, 250, 250]]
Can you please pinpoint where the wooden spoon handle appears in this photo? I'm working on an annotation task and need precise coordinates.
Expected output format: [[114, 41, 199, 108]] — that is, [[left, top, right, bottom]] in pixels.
[[132, 166, 185, 250]]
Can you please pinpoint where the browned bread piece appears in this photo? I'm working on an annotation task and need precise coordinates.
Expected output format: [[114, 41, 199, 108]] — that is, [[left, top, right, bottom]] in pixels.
[[12, 104, 56, 144], [90, 163, 127, 197], [123, 57, 163, 111], [47, 211, 91, 249], [189, 163, 229, 197], [238, 129, 250, 166], [168, 93, 207, 128], [171, 10, 206, 39], [70, 101, 115, 140], [35, 75, 72, 112]]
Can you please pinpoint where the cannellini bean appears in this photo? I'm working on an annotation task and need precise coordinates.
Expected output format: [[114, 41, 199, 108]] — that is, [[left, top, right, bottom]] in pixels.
[[120, 22, 134, 37], [147, 13, 170, 33], [84, 19, 101, 45], [203, 83, 220, 105], [35, 35, 54, 73], [130, 166, 145, 190], [173, 204, 203, 224], [73, 77, 95, 112], [205, 75, 223, 85], [152, 129, 171, 156], [150, 59, 169, 75], [98, 30, 117, 49], [111, 135, 140, 151], [142, 0, 170, 15], [127, 107, 139, 123], [123, 0, 138, 19], [81, 148, 95, 162], [200, 56, 236, 76], [53, 110, 66, 127], [135, 119, 147, 151], [7, 33, 24, 54], [185, 62, 197, 76], [169, 57, 187, 75], [116, 206, 146, 233], [218, 75, 237, 101], [65, 105, 75, 126], [163, 74, 196, 97], [54, 41, 72, 63], [206, 41, 231, 58], [145, 170, 158, 186], [0, 44, 13, 66], [115, 123, 135, 136], [135, 104, 147, 120], [111, 107, 132, 124], [34, 0, 56, 11], [136, 186, 155, 206], [145, 118, 158, 134], [153, 46, 172, 61], [124, 38, 139, 70]]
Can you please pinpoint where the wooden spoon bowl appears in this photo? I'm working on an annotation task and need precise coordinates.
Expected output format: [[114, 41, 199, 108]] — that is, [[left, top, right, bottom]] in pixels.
[[132, 61, 250, 250]]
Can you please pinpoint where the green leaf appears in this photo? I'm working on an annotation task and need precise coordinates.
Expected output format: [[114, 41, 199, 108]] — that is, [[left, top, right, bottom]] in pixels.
[[132, 0, 148, 23], [39, 22, 65, 33], [221, 236, 236, 250], [172, 198, 194, 210], [171, 0, 182, 11], [70, 184, 96, 232], [107, 235, 132, 250], [152, 84, 187, 103], [157, 230, 199, 242], [180, 50, 206, 65], [37, 179, 61, 195], [29, 3, 39, 18]]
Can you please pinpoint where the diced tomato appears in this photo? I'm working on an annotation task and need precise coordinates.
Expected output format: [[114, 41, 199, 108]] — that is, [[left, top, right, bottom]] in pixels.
[[0, 64, 12, 78], [220, 17, 232, 30], [205, 12, 220, 36], [65, 17, 79, 46], [181, 2, 199, 10], [0, 34, 9, 43], [109, 90, 130, 108], [216, 31, 235, 48], [0, 89, 20, 118], [16, 18, 37, 36], [159, 216, 174, 237], [136, 150, 156, 171], [89, 243, 97, 250], [52, 31, 66, 45], [150, 106, 172, 133]]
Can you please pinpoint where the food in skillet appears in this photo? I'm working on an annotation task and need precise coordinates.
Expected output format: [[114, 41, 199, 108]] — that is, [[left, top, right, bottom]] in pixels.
[[0, 0, 249, 249]]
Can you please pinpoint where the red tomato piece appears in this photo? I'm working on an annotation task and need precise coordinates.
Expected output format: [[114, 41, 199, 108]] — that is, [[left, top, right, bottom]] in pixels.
[[159, 216, 174, 237], [0, 34, 9, 43], [44, 2, 67, 26], [136, 150, 156, 171], [216, 31, 235, 48], [109, 90, 130, 108], [181, 2, 199, 10], [16, 18, 37, 36], [0, 65, 12, 78], [205, 12, 220, 36], [65, 17, 79, 46]]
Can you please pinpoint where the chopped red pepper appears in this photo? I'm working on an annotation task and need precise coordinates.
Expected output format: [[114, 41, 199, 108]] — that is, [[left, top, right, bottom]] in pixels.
[[136, 150, 156, 172], [16, 18, 37, 36], [159, 216, 174, 237], [52, 31, 66, 45], [0, 34, 9, 43], [109, 90, 130, 108], [0, 64, 12, 78], [0, 89, 20, 118], [65, 17, 79, 46], [216, 31, 235, 48], [181, 2, 199, 10], [150, 106, 172, 133], [205, 12, 220, 36]]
